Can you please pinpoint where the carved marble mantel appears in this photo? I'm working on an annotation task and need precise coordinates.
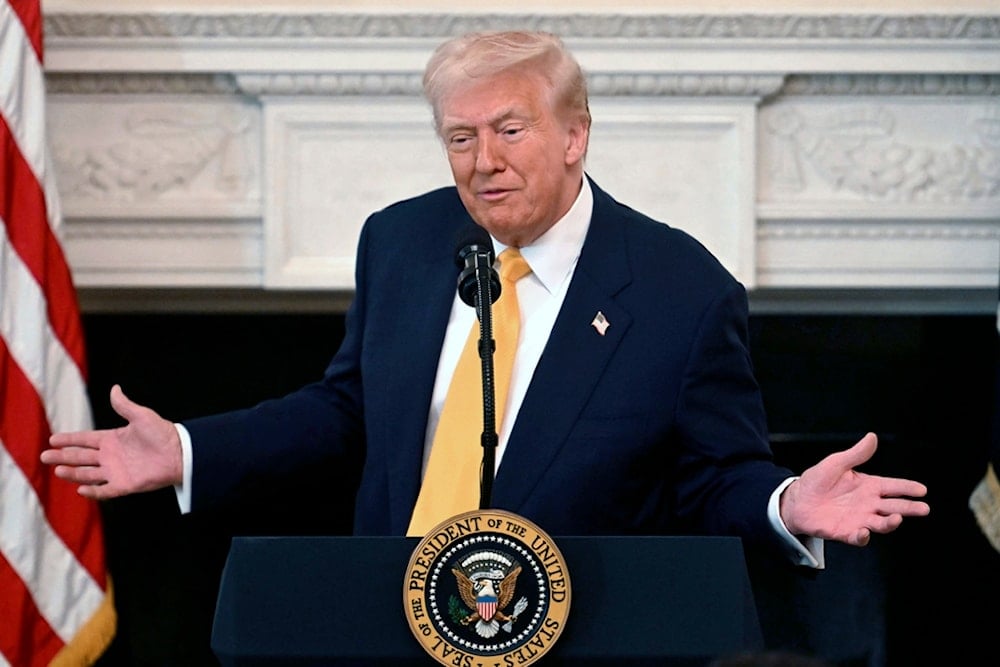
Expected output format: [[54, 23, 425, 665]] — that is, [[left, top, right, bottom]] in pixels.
[[40, 3, 1000, 312]]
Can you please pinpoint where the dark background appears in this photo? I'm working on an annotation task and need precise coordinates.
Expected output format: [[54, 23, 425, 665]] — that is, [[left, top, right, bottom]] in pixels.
[[80, 307, 999, 667]]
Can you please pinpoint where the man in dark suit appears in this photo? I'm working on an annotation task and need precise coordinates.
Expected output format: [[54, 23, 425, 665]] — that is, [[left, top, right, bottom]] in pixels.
[[43, 31, 929, 567]]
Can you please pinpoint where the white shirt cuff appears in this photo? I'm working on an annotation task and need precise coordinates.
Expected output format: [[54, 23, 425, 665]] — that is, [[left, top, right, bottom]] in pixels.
[[768, 476, 825, 569], [173, 423, 193, 515]]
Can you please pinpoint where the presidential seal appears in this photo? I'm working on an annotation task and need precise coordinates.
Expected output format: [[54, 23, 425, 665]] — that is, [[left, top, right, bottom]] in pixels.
[[404, 509, 571, 667]]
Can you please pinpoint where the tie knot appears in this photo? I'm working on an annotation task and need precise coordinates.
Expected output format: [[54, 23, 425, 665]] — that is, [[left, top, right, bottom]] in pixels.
[[499, 247, 531, 283]]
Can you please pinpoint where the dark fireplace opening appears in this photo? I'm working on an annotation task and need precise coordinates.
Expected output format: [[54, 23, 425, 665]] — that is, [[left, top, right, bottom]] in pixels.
[[80, 310, 999, 667]]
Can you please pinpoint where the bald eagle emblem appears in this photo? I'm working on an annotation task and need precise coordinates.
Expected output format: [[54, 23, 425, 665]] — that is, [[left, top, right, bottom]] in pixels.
[[451, 550, 529, 638]]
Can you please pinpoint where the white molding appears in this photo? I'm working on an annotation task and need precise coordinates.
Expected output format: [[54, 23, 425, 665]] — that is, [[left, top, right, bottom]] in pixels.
[[39, 7, 1000, 311], [235, 72, 788, 98], [43, 12, 1000, 42], [48, 96, 262, 214], [45, 71, 1000, 98], [587, 99, 758, 286], [64, 219, 262, 287], [43, 13, 1000, 75], [262, 98, 451, 288], [756, 220, 1000, 288]]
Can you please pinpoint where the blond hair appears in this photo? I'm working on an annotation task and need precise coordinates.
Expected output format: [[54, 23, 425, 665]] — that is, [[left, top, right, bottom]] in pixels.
[[422, 31, 591, 134]]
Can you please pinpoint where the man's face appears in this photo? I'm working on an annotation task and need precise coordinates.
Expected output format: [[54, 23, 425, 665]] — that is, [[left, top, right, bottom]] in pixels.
[[438, 69, 588, 247]]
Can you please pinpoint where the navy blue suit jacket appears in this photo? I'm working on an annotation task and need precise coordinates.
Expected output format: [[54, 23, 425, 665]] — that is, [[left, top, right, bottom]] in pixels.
[[185, 178, 793, 552]]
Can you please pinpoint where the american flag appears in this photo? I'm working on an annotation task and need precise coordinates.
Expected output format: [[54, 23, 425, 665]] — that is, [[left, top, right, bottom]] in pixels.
[[0, 1, 115, 664]]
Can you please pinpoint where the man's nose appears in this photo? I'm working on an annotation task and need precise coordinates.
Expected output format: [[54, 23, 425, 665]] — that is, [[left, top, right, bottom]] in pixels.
[[475, 133, 504, 172]]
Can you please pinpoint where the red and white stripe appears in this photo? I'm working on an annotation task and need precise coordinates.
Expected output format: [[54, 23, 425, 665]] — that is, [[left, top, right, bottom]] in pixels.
[[1, 1, 114, 664]]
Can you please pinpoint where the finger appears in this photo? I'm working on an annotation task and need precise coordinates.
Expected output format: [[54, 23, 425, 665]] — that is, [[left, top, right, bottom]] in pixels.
[[41, 445, 101, 467], [877, 478, 928, 499], [850, 527, 871, 547], [866, 513, 904, 535], [48, 431, 103, 449], [78, 485, 112, 501], [876, 498, 930, 518], [53, 464, 107, 486]]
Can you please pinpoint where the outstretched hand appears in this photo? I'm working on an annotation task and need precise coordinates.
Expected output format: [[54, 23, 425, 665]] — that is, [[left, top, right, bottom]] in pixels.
[[779, 432, 930, 546], [40, 384, 183, 500]]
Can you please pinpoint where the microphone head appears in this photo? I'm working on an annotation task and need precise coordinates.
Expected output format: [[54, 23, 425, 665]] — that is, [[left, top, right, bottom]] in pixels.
[[454, 224, 500, 307], [454, 224, 494, 268]]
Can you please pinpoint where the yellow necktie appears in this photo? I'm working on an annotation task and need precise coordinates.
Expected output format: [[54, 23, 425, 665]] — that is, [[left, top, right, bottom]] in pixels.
[[407, 248, 532, 536]]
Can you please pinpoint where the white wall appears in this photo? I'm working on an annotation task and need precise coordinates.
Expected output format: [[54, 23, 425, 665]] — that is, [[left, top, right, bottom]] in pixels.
[[41, 2, 1000, 312]]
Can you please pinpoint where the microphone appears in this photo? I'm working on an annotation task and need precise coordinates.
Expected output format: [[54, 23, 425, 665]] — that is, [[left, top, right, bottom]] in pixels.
[[455, 225, 500, 308], [452, 224, 500, 510]]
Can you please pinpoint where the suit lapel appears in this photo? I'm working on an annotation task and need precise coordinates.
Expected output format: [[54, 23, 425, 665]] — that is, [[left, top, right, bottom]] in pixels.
[[493, 181, 634, 510]]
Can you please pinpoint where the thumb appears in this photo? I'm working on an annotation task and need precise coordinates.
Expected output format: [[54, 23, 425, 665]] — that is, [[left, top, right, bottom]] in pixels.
[[835, 432, 878, 470], [108, 384, 142, 423]]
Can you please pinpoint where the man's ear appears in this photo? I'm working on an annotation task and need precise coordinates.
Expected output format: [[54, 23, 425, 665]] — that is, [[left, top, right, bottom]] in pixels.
[[564, 118, 590, 166]]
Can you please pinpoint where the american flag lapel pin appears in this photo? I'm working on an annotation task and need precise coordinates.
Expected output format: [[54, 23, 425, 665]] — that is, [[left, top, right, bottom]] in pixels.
[[591, 311, 610, 336]]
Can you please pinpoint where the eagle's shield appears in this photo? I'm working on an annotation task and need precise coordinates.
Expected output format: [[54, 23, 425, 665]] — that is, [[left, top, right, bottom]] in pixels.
[[476, 594, 498, 622]]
